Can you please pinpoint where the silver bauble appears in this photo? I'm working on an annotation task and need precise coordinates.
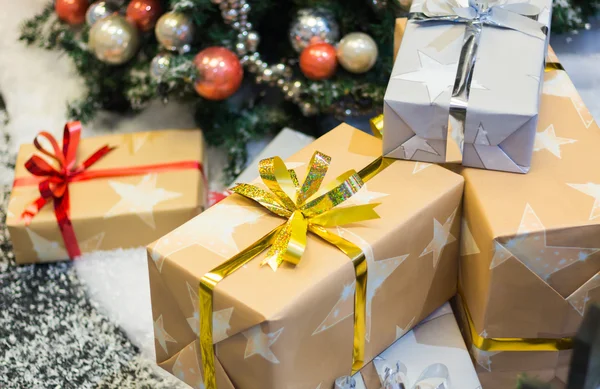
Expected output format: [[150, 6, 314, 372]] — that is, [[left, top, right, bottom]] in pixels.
[[86, 1, 118, 26], [89, 15, 140, 65], [289, 8, 340, 53], [155, 11, 195, 53], [336, 32, 378, 74], [150, 52, 173, 79]]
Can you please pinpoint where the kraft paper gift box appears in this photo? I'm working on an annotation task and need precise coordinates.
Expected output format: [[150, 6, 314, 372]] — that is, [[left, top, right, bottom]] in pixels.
[[351, 302, 482, 389], [7, 126, 206, 265], [147, 123, 464, 389], [456, 50, 600, 388], [383, 0, 552, 173]]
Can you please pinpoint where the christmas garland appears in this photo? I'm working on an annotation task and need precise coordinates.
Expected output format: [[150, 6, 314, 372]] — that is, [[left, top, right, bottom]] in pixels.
[[19, 0, 599, 181]]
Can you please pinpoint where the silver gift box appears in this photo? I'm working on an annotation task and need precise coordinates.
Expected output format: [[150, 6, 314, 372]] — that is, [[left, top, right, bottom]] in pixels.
[[383, 0, 552, 173]]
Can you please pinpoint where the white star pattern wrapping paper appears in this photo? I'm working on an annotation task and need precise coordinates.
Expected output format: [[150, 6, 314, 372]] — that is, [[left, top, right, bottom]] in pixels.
[[383, 1, 553, 173], [457, 48, 600, 389], [352, 303, 481, 389], [147, 124, 464, 389], [6, 129, 206, 264]]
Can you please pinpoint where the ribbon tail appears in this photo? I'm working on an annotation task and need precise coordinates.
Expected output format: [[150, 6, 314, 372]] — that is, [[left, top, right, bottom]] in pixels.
[[53, 188, 81, 259], [261, 211, 307, 271], [489, 7, 547, 39], [310, 204, 381, 227], [231, 183, 292, 218]]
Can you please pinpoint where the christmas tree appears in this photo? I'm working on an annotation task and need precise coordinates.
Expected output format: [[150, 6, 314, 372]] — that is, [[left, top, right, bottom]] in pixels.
[[20, 0, 599, 181]]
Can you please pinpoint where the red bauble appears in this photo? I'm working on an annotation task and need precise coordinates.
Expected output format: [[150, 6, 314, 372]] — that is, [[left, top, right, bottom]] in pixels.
[[299, 42, 338, 81], [55, 0, 90, 25], [194, 47, 243, 101], [126, 0, 162, 32]]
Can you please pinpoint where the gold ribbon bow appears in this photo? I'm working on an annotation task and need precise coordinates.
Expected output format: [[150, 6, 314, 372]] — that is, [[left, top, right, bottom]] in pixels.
[[231, 151, 382, 270], [199, 152, 392, 389]]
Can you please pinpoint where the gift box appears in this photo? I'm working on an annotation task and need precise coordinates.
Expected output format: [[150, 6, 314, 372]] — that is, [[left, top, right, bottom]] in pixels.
[[456, 51, 600, 388], [7, 124, 206, 264], [147, 123, 464, 389], [232, 128, 315, 186], [383, 0, 552, 173], [351, 302, 482, 389]]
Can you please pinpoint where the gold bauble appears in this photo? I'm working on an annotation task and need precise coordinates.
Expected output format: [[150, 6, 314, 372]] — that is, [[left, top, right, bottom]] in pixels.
[[336, 32, 378, 74], [88, 15, 140, 65], [155, 11, 195, 53]]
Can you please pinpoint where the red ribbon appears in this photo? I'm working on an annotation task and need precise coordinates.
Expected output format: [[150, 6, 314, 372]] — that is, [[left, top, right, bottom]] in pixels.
[[13, 121, 204, 259]]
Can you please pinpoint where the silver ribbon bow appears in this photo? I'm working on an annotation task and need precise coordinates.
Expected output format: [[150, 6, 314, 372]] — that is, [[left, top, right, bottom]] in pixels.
[[374, 358, 451, 389], [409, 0, 547, 164]]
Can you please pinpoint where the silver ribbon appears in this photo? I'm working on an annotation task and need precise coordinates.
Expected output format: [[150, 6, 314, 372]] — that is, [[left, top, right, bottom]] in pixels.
[[373, 357, 451, 389], [409, 0, 547, 163]]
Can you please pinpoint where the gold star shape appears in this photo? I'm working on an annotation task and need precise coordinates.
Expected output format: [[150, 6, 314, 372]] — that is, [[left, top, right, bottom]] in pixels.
[[533, 125, 577, 159], [185, 282, 233, 343], [242, 325, 284, 364], [105, 174, 181, 229], [154, 314, 177, 354], [567, 183, 600, 220], [420, 209, 457, 268]]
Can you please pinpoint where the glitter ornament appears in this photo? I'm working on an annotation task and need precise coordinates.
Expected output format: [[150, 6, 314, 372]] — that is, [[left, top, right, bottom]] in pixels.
[[85, 1, 117, 26], [126, 0, 162, 32], [336, 32, 378, 74], [150, 52, 172, 79], [289, 8, 340, 53], [89, 15, 140, 65], [55, 0, 90, 25], [194, 47, 243, 100], [155, 11, 194, 53], [299, 42, 337, 81]]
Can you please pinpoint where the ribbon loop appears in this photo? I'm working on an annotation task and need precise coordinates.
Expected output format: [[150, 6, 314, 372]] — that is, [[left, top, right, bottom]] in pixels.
[[233, 151, 379, 270]]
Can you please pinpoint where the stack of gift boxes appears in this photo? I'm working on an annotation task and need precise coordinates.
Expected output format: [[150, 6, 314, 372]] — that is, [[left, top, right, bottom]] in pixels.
[[6, 0, 599, 387]]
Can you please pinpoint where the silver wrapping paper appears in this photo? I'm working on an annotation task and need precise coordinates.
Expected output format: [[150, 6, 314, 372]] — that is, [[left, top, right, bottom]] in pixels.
[[383, 0, 552, 173]]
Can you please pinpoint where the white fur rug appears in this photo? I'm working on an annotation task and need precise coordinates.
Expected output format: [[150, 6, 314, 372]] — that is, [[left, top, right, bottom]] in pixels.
[[1, 1, 599, 387]]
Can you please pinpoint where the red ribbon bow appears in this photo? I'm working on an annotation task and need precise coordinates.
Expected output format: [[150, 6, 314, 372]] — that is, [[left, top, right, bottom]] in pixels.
[[13, 121, 204, 260]]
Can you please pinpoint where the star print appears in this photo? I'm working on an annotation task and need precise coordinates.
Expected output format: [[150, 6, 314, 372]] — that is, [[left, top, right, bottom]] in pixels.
[[26, 229, 105, 262], [496, 204, 600, 280], [413, 162, 432, 174], [474, 123, 490, 145], [172, 342, 205, 389], [242, 325, 284, 364], [185, 282, 233, 342], [395, 316, 416, 340], [471, 346, 500, 372], [543, 71, 594, 128], [393, 51, 486, 103], [420, 209, 457, 268], [344, 183, 389, 206], [332, 227, 409, 342], [150, 203, 265, 271], [533, 125, 576, 158], [567, 273, 600, 316], [490, 241, 513, 269], [105, 174, 181, 229], [313, 282, 356, 335], [567, 183, 600, 220], [401, 136, 439, 159], [124, 131, 162, 154], [460, 219, 480, 256], [154, 315, 177, 354]]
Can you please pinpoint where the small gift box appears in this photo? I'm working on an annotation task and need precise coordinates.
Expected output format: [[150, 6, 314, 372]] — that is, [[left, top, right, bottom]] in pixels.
[[456, 52, 600, 388], [383, 0, 552, 173], [7, 123, 206, 264], [348, 302, 482, 389], [147, 124, 464, 389]]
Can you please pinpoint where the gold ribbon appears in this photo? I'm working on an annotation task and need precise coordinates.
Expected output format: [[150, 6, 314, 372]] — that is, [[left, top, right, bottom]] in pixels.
[[458, 290, 573, 352], [370, 114, 384, 140], [199, 152, 394, 388]]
